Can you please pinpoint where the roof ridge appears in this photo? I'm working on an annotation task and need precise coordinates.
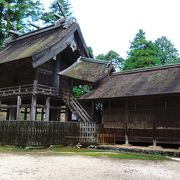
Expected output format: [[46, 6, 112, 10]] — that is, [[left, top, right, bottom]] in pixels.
[[112, 63, 180, 76], [79, 57, 110, 64], [5, 22, 77, 44]]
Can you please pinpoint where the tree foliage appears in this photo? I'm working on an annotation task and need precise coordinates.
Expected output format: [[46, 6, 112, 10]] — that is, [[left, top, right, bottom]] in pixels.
[[123, 29, 160, 70], [88, 46, 94, 58], [96, 50, 124, 71], [155, 36, 179, 65], [0, 0, 43, 47], [41, 0, 72, 24], [73, 85, 91, 98]]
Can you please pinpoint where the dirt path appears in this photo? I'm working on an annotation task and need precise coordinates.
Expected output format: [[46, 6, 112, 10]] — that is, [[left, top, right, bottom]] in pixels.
[[0, 153, 180, 180]]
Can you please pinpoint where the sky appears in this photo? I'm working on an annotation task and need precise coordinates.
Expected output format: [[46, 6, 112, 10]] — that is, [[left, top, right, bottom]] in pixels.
[[43, 0, 180, 58]]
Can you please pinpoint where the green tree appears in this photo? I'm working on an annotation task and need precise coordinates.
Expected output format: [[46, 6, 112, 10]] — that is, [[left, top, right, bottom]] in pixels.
[[0, 0, 43, 47], [73, 85, 91, 98], [124, 29, 160, 70], [41, 0, 72, 24], [96, 50, 124, 71], [88, 46, 94, 58], [155, 36, 179, 65]]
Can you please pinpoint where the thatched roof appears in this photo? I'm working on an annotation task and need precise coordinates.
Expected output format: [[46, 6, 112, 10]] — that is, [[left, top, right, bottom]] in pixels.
[[0, 22, 88, 68], [58, 57, 114, 83], [81, 64, 180, 100]]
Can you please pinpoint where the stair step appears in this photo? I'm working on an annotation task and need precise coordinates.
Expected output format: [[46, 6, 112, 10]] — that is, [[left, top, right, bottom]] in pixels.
[[63, 94, 91, 123]]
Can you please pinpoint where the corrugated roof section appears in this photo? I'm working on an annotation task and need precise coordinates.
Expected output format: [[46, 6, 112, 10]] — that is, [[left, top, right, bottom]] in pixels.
[[81, 64, 180, 99], [58, 57, 114, 83]]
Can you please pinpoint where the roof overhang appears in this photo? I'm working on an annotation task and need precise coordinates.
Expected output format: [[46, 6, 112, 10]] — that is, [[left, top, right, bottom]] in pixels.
[[58, 57, 114, 83]]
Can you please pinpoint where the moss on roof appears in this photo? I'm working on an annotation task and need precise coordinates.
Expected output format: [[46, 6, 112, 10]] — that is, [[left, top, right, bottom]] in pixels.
[[0, 23, 79, 65], [81, 64, 180, 99], [58, 57, 114, 83]]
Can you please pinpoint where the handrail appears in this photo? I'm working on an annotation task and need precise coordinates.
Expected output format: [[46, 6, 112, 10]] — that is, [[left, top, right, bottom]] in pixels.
[[0, 84, 62, 97], [0, 84, 33, 91]]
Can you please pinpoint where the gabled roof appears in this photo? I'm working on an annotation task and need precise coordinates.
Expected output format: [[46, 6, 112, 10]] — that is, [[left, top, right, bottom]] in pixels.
[[81, 64, 180, 100], [0, 22, 88, 68], [58, 57, 114, 83]]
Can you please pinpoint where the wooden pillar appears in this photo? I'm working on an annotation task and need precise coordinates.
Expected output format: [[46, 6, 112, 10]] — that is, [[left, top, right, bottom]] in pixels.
[[65, 107, 71, 122], [0, 100, 1, 119], [153, 107, 157, 146], [91, 101, 95, 121], [41, 108, 44, 121], [24, 108, 27, 120], [33, 80, 38, 94], [16, 96, 22, 120], [6, 109, 9, 120], [125, 100, 129, 145], [31, 95, 36, 121], [45, 97, 50, 121]]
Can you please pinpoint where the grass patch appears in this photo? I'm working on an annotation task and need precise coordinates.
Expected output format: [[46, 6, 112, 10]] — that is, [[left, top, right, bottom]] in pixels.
[[79, 152, 169, 160], [0, 145, 169, 161]]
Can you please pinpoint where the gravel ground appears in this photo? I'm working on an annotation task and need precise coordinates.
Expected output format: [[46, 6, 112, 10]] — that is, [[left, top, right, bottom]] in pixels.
[[0, 153, 180, 180]]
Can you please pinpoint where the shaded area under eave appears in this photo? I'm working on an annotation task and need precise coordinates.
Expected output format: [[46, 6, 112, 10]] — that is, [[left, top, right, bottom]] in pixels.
[[0, 23, 88, 68], [58, 57, 114, 84], [80, 64, 180, 100]]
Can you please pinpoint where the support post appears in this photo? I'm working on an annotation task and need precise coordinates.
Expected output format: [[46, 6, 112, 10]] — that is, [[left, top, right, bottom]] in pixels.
[[6, 109, 9, 120], [31, 95, 36, 121], [45, 97, 50, 121], [125, 100, 129, 145], [33, 80, 38, 94], [41, 108, 44, 121], [0, 100, 1, 118], [91, 101, 95, 121], [24, 108, 27, 120], [16, 96, 22, 120], [65, 107, 71, 122], [153, 105, 157, 147]]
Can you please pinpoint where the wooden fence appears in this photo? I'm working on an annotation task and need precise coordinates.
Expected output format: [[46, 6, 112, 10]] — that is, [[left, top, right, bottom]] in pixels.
[[97, 133, 116, 144], [0, 121, 80, 146]]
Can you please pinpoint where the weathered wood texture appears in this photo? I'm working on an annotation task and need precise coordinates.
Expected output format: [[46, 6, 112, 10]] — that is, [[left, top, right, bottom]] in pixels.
[[0, 84, 60, 97], [97, 133, 115, 144], [101, 97, 180, 144], [80, 122, 96, 143], [0, 121, 80, 146]]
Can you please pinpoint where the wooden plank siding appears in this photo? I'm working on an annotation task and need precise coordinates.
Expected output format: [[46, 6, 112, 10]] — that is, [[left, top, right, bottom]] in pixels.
[[101, 96, 180, 144], [0, 121, 80, 146]]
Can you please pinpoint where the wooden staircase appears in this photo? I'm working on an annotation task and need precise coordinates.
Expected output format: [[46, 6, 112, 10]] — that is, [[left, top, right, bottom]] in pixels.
[[63, 93, 91, 123]]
